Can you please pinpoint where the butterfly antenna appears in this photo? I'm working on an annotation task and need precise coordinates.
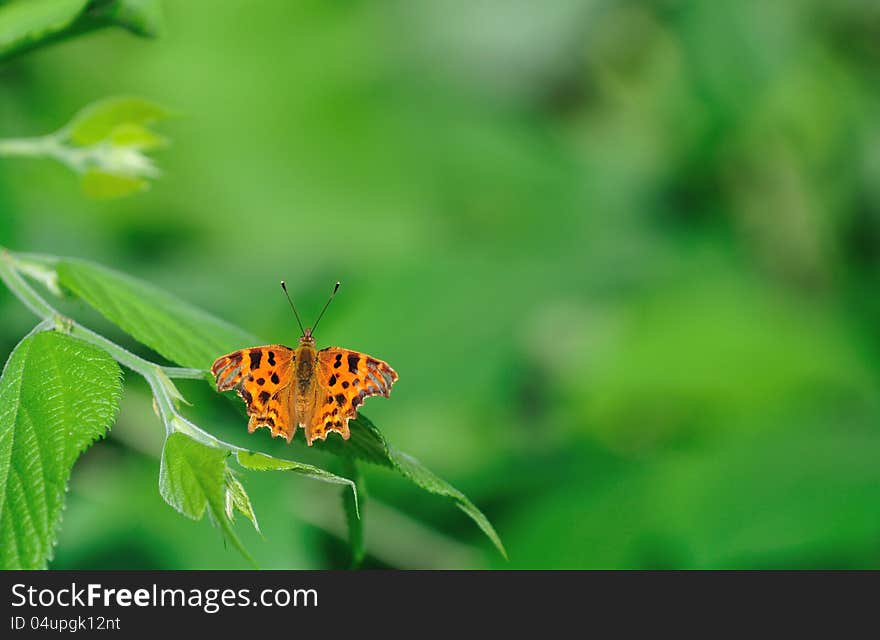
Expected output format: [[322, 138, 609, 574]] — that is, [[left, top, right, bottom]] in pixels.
[[311, 281, 340, 335], [280, 280, 306, 336]]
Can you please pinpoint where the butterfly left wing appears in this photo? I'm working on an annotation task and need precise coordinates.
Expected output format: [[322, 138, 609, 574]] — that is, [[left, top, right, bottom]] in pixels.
[[211, 345, 297, 441], [309, 347, 398, 444]]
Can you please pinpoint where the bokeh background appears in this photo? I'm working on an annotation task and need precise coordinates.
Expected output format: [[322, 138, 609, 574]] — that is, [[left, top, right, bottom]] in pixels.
[[2, 0, 880, 569]]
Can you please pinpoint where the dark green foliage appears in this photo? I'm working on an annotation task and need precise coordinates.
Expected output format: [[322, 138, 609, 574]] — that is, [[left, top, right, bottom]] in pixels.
[[0, 0, 163, 62]]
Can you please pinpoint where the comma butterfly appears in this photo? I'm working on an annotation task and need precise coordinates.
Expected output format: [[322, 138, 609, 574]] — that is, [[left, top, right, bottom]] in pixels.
[[211, 282, 398, 445]]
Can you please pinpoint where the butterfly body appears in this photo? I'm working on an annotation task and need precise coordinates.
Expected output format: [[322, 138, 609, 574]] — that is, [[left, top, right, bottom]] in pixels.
[[211, 328, 398, 446], [293, 337, 317, 401]]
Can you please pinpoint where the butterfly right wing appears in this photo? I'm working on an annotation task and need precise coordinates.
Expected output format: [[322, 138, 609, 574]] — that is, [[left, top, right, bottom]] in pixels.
[[308, 347, 398, 444], [211, 345, 297, 441]]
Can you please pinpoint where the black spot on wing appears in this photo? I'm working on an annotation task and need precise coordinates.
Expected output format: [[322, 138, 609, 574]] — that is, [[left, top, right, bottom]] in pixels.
[[328, 374, 337, 386], [249, 349, 262, 369], [348, 354, 360, 374], [268, 351, 276, 366], [335, 393, 346, 406], [259, 391, 271, 404], [271, 372, 280, 384]]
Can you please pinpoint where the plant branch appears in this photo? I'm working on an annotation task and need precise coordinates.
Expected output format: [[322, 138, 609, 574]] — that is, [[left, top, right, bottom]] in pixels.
[[0, 136, 59, 159], [0, 248, 236, 452], [162, 366, 209, 380], [0, 132, 159, 179], [0, 134, 81, 173]]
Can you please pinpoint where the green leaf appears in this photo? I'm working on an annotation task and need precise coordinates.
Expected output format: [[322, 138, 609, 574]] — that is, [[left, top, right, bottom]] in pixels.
[[66, 96, 170, 146], [0, 0, 88, 58], [318, 414, 506, 559], [159, 432, 253, 563], [389, 446, 507, 560], [108, 123, 167, 150], [237, 450, 359, 517], [55, 258, 258, 372], [224, 468, 259, 533], [0, 331, 122, 569], [81, 169, 148, 199], [0, 1, 162, 63], [99, 0, 164, 37], [159, 433, 224, 520], [308, 414, 395, 467]]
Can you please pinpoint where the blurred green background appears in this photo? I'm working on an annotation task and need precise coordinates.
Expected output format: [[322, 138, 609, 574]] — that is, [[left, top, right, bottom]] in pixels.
[[2, 0, 880, 569]]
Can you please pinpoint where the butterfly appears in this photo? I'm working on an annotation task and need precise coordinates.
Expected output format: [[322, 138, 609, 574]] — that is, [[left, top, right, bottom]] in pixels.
[[211, 281, 398, 446]]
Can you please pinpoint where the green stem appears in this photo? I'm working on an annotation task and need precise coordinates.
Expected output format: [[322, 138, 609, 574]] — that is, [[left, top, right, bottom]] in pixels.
[[0, 126, 161, 181], [163, 367, 208, 380], [22, 319, 55, 340], [0, 136, 58, 159], [0, 249, 237, 452], [0, 136, 77, 174], [0, 250, 58, 318], [342, 455, 366, 568], [0, 134, 88, 174]]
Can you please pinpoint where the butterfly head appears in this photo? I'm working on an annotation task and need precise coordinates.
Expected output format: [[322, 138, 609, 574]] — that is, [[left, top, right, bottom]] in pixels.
[[281, 280, 340, 344]]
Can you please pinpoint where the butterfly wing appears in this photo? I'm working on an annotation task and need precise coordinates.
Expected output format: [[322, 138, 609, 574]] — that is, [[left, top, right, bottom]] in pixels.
[[211, 345, 297, 441], [309, 347, 398, 444]]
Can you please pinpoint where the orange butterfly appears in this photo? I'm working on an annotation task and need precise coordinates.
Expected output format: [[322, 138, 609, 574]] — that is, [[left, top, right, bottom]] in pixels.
[[211, 282, 398, 445]]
